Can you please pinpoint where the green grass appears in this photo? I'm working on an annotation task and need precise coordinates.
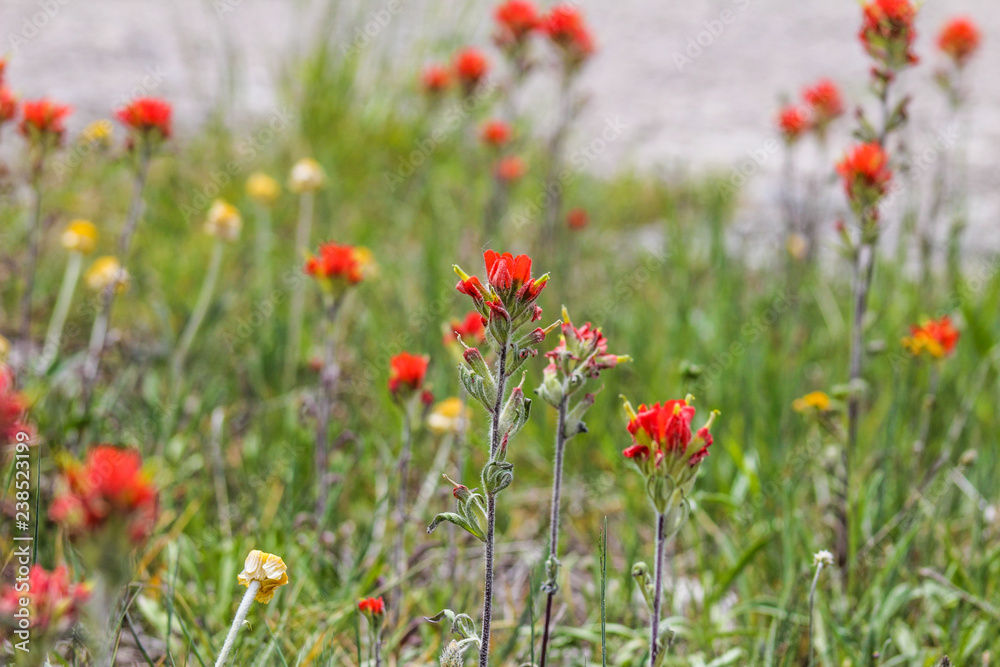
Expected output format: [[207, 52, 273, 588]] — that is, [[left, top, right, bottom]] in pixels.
[[2, 17, 1000, 667]]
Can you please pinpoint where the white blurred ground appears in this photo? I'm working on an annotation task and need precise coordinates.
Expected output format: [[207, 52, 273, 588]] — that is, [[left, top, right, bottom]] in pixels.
[[2, 0, 998, 255]]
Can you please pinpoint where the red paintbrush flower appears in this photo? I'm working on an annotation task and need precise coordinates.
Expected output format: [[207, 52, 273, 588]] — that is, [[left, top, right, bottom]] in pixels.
[[388, 352, 430, 396], [937, 17, 981, 68], [903, 316, 960, 358], [0, 565, 89, 638], [115, 97, 172, 139], [358, 596, 385, 616], [454, 47, 490, 94], [494, 0, 541, 47], [480, 119, 512, 147], [304, 242, 366, 285], [859, 0, 919, 70], [421, 64, 452, 95], [19, 98, 72, 142], [777, 105, 810, 143], [496, 155, 526, 181], [49, 445, 159, 544], [837, 142, 892, 209], [0, 87, 17, 127], [0, 365, 32, 445], [566, 208, 588, 230], [803, 79, 844, 130], [622, 398, 717, 472], [542, 4, 595, 67], [447, 311, 487, 346]]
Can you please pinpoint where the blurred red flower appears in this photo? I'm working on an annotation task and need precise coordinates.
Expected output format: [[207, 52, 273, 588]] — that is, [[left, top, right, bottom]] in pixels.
[[903, 316, 960, 358], [304, 242, 364, 284], [0, 88, 17, 126], [115, 97, 172, 139], [859, 0, 918, 69], [496, 155, 526, 181], [803, 79, 844, 129], [480, 119, 512, 147], [421, 64, 451, 94], [494, 0, 541, 46], [454, 47, 489, 93], [566, 207, 588, 230], [0, 565, 89, 636], [388, 352, 430, 396], [837, 142, 892, 206], [0, 365, 31, 444], [542, 4, 595, 66], [447, 311, 486, 346], [777, 105, 810, 143], [50, 445, 159, 543], [937, 17, 981, 67], [358, 596, 385, 616], [19, 98, 72, 141]]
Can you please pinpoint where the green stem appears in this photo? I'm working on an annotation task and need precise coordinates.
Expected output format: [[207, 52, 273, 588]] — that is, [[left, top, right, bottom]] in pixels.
[[650, 510, 666, 667], [538, 393, 569, 667], [808, 563, 824, 667], [172, 239, 225, 375], [215, 580, 259, 667], [283, 191, 315, 389], [37, 251, 82, 373], [19, 163, 45, 343]]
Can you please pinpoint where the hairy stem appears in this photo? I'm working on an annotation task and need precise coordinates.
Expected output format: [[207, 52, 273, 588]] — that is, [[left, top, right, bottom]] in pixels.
[[214, 581, 259, 667], [650, 511, 666, 667], [392, 404, 414, 591], [538, 393, 569, 667]]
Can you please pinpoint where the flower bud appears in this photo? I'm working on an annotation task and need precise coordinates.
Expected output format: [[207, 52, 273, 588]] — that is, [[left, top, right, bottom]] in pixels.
[[60, 219, 98, 254], [288, 157, 325, 193]]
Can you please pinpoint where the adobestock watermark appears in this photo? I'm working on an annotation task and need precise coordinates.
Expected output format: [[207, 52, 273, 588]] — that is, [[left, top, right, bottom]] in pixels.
[[673, 0, 753, 73], [178, 107, 294, 222], [716, 138, 781, 197], [7, 0, 73, 52], [340, 0, 407, 59], [506, 115, 627, 231]]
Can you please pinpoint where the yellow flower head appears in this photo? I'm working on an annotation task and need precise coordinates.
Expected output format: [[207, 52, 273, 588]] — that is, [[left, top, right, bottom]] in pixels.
[[288, 158, 325, 194], [85, 256, 129, 294], [427, 397, 471, 435], [245, 172, 281, 206], [352, 246, 378, 280], [60, 219, 99, 255], [204, 199, 242, 242], [81, 119, 113, 146], [792, 391, 832, 413], [237, 550, 289, 604], [0, 335, 9, 363]]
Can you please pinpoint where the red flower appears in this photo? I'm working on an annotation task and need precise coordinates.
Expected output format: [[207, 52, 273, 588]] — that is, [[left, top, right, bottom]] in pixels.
[[0, 365, 31, 445], [622, 399, 716, 469], [542, 4, 595, 66], [454, 47, 489, 93], [496, 155, 526, 181], [0, 57, 6, 87], [545, 317, 625, 379], [777, 105, 810, 142], [114, 97, 172, 139], [49, 445, 159, 543], [388, 352, 429, 395], [837, 142, 892, 207], [19, 98, 72, 141], [937, 17, 981, 67], [859, 0, 919, 70], [456, 250, 547, 321], [802, 79, 844, 129], [447, 311, 487, 346], [358, 596, 385, 616], [0, 87, 17, 126], [903, 316, 960, 358], [0, 565, 89, 637], [304, 242, 364, 284], [480, 119, 512, 147], [421, 64, 451, 94], [566, 208, 588, 230], [494, 0, 541, 46]]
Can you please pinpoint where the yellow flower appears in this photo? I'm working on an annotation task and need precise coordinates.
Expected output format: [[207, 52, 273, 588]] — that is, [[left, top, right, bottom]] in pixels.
[[427, 397, 471, 435], [60, 219, 99, 254], [288, 158, 325, 194], [81, 119, 113, 146], [245, 172, 281, 206], [204, 199, 242, 242], [237, 550, 289, 604], [792, 391, 832, 413], [0, 335, 9, 363], [353, 246, 378, 280], [85, 256, 129, 293]]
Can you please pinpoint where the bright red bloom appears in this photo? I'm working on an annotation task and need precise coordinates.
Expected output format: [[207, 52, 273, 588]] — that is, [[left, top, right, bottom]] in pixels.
[[494, 0, 541, 46], [777, 105, 810, 142], [859, 0, 919, 69], [358, 596, 385, 616], [0, 365, 32, 444], [484, 250, 532, 292], [480, 119, 512, 147], [542, 4, 595, 66], [0, 87, 17, 126], [496, 155, 526, 181], [903, 316, 960, 358], [454, 48, 489, 92], [304, 242, 364, 284], [622, 399, 715, 469], [937, 17, 981, 67], [803, 79, 844, 128], [388, 352, 429, 395], [114, 97, 172, 139], [566, 208, 588, 230], [447, 311, 487, 346], [0, 565, 89, 637], [421, 64, 452, 94], [19, 98, 72, 141], [837, 142, 892, 205], [49, 445, 158, 543]]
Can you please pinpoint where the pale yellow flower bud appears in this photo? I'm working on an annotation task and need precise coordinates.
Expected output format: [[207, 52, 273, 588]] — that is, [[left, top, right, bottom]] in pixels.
[[81, 119, 113, 146], [237, 550, 289, 603], [288, 158, 325, 194], [85, 256, 129, 293], [427, 397, 471, 436], [60, 219, 99, 254], [245, 172, 281, 206], [204, 199, 242, 242]]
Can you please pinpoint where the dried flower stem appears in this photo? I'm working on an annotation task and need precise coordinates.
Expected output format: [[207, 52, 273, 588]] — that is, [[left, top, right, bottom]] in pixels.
[[172, 239, 225, 375], [215, 580, 260, 667], [538, 393, 569, 667], [392, 403, 414, 591], [37, 250, 83, 373], [283, 191, 315, 389], [649, 510, 666, 667]]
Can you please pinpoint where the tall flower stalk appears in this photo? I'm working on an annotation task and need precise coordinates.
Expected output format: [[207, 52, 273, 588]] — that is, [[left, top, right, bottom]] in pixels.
[[620, 396, 718, 666], [428, 250, 550, 667], [245, 171, 281, 294], [215, 550, 289, 667], [535, 307, 628, 666]]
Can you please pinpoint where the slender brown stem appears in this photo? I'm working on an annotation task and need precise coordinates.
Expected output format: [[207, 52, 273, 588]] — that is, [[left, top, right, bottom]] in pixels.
[[538, 393, 569, 667], [649, 511, 666, 667], [315, 296, 344, 518]]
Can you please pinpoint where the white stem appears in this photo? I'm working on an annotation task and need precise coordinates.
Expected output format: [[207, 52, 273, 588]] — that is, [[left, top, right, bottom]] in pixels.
[[215, 580, 259, 667], [283, 192, 314, 389], [37, 251, 82, 373], [173, 239, 225, 374]]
